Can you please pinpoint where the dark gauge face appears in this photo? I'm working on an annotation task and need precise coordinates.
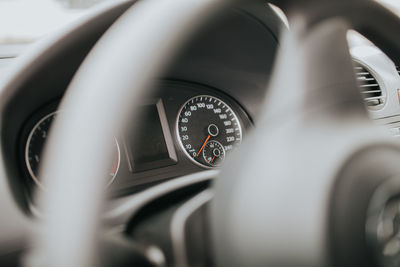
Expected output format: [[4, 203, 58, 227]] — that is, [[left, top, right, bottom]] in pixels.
[[25, 112, 120, 188], [202, 140, 225, 167], [177, 95, 242, 168]]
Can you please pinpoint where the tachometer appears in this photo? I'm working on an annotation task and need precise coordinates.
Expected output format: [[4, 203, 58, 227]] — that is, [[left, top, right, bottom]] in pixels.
[[25, 112, 120, 188], [177, 95, 242, 168]]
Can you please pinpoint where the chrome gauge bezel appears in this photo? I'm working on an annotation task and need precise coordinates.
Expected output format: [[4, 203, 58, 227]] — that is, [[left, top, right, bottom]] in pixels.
[[107, 137, 121, 187], [175, 94, 243, 168], [25, 111, 57, 189], [25, 111, 121, 189]]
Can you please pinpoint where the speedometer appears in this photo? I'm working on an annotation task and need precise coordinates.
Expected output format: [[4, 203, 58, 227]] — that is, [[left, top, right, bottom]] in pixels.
[[177, 95, 242, 168], [25, 111, 121, 188]]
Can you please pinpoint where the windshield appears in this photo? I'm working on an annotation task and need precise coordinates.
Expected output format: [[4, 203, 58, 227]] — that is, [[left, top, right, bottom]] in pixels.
[[0, 0, 399, 46], [0, 0, 109, 46]]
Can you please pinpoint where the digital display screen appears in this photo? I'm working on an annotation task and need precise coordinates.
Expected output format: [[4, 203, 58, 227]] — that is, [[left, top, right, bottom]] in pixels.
[[127, 100, 177, 172]]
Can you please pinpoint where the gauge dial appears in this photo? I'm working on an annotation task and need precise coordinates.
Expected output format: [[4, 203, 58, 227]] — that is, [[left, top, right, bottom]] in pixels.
[[202, 140, 225, 167], [177, 95, 242, 168], [25, 112, 120, 188]]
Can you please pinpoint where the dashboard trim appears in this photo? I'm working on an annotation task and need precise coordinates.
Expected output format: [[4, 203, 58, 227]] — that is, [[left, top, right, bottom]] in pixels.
[[170, 189, 213, 267], [104, 170, 218, 226]]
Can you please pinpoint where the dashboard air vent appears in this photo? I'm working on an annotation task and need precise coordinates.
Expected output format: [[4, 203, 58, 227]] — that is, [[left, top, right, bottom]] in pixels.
[[354, 62, 384, 108], [396, 65, 400, 76]]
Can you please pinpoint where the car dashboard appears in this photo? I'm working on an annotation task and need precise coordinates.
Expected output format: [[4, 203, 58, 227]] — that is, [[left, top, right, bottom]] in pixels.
[[1, 1, 400, 214]]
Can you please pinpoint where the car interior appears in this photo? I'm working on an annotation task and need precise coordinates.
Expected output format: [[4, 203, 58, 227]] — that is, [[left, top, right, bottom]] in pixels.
[[1, 0, 400, 266]]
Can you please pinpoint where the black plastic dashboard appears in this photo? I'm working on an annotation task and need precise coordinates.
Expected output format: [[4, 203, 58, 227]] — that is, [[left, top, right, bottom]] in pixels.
[[0, 1, 283, 210]]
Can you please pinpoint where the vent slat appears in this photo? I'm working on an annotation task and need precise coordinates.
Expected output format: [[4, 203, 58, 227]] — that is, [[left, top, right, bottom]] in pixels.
[[357, 77, 375, 81], [360, 90, 381, 94], [360, 84, 379, 88], [354, 62, 383, 108], [365, 100, 381, 106], [364, 96, 384, 100]]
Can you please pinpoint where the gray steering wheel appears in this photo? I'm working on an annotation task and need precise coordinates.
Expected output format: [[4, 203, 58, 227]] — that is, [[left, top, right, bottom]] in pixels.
[[2, 0, 400, 267]]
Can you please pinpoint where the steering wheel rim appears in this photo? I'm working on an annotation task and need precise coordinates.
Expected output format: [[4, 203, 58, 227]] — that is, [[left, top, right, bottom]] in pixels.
[[27, 0, 230, 266], [17, 0, 400, 267]]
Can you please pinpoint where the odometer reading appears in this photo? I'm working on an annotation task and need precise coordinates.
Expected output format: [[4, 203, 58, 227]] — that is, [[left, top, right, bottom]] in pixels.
[[177, 95, 242, 168]]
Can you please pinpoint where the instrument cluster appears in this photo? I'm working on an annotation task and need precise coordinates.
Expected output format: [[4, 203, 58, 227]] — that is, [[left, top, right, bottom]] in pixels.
[[19, 80, 252, 194]]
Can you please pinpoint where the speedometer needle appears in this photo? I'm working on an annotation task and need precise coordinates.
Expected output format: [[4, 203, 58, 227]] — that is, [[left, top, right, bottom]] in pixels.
[[196, 135, 210, 157]]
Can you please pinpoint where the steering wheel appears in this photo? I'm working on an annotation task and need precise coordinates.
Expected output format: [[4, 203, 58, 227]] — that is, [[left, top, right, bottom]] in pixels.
[[2, 0, 400, 267]]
